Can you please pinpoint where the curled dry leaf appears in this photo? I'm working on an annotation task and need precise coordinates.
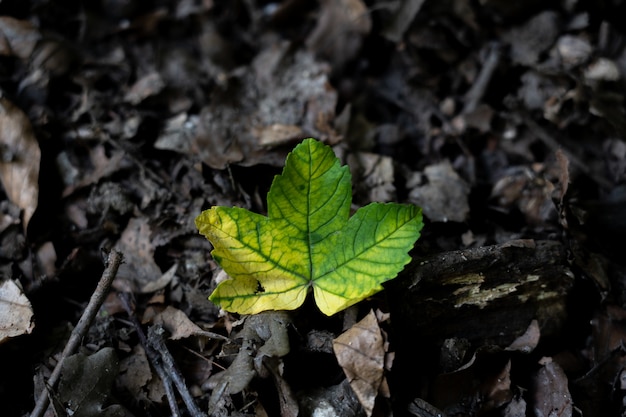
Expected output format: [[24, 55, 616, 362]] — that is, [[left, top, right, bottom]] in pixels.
[[506, 319, 540, 353], [0, 97, 41, 230], [0, 279, 35, 344], [333, 310, 386, 417], [207, 312, 291, 414], [151, 305, 215, 341]]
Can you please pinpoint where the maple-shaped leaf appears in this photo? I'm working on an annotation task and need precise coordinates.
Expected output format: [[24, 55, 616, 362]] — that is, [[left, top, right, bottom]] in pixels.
[[195, 138, 423, 316]]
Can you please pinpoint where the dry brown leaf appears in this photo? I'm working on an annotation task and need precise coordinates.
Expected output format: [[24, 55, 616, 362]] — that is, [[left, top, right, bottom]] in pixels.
[[36, 241, 57, 279], [348, 151, 396, 204], [151, 305, 213, 340], [408, 161, 470, 223], [532, 359, 572, 417], [0, 97, 41, 230], [113, 217, 163, 293], [506, 319, 540, 353], [306, 0, 371, 71], [117, 345, 152, 401], [491, 166, 557, 226], [124, 72, 165, 105], [0, 280, 34, 344], [140, 263, 177, 293], [503, 11, 560, 66], [0, 16, 41, 59], [255, 123, 304, 147], [62, 144, 129, 197], [193, 45, 338, 169], [56, 348, 132, 417], [153, 113, 197, 154], [333, 310, 385, 417]]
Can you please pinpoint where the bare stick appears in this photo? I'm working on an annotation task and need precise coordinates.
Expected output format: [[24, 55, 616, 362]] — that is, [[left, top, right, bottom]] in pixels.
[[119, 293, 182, 417], [149, 325, 205, 417], [30, 250, 123, 417], [463, 42, 501, 114], [522, 115, 613, 189]]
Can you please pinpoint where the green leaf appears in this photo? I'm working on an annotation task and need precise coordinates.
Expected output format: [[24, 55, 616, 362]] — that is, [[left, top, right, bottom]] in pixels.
[[195, 138, 423, 316]]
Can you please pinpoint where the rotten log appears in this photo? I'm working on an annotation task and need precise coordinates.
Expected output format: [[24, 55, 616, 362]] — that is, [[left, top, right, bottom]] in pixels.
[[388, 239, 574, 350]]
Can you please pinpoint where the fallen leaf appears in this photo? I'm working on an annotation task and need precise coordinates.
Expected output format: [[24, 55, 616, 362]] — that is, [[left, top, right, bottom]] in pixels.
[[347, 151, 396, 204], [556, 34, 592, 69], [62, 144, 129, 197], [502, 396, 527, 417], [113, 217, 163, 293], [532, 359, 572, 417], [408, 160, 470, 223], [140, 263, 177, 293], [0, 280, 35, 344], [506, 319, 540, 353], [196, 139, 423, 316], [36, 241, 57, 279], [207, 312, 291, 413], [491, 166, 557, 226], [57, 348, 132, 417], [306, 0, 371, 71], [297, 379, 362, 417], [407, 398, 447, 417], [584, 57, 620, 82], [0, 97, 41, 230], [153, 113, 197, 154], [0, 16, 41, 59], [503, 11, 560, 66], [124, 71, 165, 104], [151, 305, 216, 341], [193, 46, 339, 169], [255, 123, 304, 147], [333, 310, 385, 417], [116, 345, 152, 402]]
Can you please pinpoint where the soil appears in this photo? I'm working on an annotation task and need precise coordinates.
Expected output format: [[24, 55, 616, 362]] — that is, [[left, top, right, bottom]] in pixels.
[[1, 1, 626, 416]]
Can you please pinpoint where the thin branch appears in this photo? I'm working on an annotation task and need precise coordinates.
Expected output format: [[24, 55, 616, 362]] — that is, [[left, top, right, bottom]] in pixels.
[[30, 250, 123, 417], [149, 325, 205, 417], [463, 42, 501, 114], [522, 114, 613, 189], [118, 293, 182, 417]]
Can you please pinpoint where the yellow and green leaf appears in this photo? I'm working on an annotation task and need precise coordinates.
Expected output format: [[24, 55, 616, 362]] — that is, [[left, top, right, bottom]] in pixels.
[[195, 138, 423, 316]]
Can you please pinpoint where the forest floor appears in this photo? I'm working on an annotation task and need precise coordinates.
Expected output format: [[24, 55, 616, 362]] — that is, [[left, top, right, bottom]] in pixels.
[[1, 1, 626, 416]]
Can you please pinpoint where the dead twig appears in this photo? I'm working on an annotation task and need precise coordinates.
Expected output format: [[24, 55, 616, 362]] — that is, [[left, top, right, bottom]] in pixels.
[[30, 250, 123, 417], [118, 293, 182, 417], [119, 293, 204, 417], [148, 325, 205, 417], [463, 42, 501, 114], [522, 114, 613, 189]]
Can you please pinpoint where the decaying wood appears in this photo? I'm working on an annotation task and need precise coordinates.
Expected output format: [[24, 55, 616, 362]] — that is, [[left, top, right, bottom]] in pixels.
[[389, 240, 574, 348]]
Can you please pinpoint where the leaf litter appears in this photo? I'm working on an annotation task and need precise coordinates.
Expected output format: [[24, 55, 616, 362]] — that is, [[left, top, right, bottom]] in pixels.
[[0, 1, 625, 416]]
